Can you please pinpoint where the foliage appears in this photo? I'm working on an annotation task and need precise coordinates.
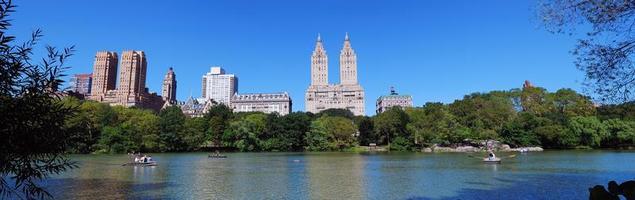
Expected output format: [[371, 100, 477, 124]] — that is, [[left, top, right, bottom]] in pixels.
[[205, 103, 233, 145], [305, 116, 357, 151], [60, 84, 635, 156], [373, 107, 410, 145], [569, 116, 608, 147], [222, 113, 267, 151], [158, 106, 187, 151], [540, 0, 635, 102], [0, 1, 77, 198]]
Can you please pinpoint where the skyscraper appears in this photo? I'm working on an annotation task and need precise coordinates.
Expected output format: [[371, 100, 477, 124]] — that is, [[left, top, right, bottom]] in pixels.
[[202, 66, 237, 105], [305, 33, 365, 116], [118, 50, 147, 101], [88, 50, 163, 111], [340, 33, 358, 85], [311, 34, 328, 86], [89, 51, 118, 101], [162, 67, 177, 104]]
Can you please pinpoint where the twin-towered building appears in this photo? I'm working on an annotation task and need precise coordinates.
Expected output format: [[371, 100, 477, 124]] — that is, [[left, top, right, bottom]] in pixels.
[[88, 50, 165, 111], [80, 33, 407, 116], [305, 33, 365, 116]]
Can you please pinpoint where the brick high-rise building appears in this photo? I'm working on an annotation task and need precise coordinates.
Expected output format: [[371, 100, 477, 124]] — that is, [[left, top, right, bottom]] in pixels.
[[118, 50, 147, 102], [89, 51, 118, 101], [88, 50, 163, 111], [162, 67, 177, 104], [305, 33, 365, 116]]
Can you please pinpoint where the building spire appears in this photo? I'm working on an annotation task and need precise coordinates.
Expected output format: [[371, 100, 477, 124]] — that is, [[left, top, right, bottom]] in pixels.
[[345, 32, 349, 41], [317, 33, 322, 42]]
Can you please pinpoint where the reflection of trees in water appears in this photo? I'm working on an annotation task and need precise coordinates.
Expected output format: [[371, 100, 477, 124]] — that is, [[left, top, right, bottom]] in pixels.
[[306, 153, 365, 199]]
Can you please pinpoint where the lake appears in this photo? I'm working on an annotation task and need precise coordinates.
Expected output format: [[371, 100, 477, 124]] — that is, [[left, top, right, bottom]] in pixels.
[[41, 151, 635, 199]]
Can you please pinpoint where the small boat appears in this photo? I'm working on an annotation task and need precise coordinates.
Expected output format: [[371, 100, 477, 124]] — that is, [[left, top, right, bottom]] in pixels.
[[208, 155, 227, 159], [123, 161, 157, 166], [483, 151, 501, 164], [483, 157, 501, 164]]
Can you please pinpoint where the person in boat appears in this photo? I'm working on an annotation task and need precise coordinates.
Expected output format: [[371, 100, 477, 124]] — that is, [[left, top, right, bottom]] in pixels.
[[134, 156, 140, 163], [147, 155, 153, 162], [487, 151, 496, 161], [143, 155, 148, 163], [215, 150, 221, 156]]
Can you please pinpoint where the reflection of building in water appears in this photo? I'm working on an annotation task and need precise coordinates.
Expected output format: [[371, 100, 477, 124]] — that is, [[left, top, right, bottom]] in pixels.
[[306, 154, 365, 199]]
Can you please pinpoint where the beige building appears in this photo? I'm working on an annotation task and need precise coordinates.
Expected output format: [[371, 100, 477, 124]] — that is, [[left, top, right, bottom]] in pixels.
[[89, 51, 118, 100], [88, 50, 163, 111], [305, 33, 365, 116], [376, 87, 413, 113], [202, 66, 237, 105], [231, 92, 292, 115], [162, 67, 177, 105]]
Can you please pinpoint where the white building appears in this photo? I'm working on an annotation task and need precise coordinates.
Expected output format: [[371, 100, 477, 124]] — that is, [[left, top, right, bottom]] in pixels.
[[376, 87, 413, 113], [305, 33, 365, 116], [231, 92, 292, 115], [202, 66, 237, 105]]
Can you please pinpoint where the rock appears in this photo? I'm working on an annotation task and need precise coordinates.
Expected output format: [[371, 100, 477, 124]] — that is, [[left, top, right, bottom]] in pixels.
[[422, 148, 432, 152]]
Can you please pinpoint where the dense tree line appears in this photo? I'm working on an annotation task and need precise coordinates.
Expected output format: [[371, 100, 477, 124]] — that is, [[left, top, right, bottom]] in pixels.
[[62, 86, 635, 153]]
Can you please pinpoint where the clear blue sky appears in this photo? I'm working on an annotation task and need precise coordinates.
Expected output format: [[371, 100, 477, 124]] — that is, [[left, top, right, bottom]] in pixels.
[[10, 0, 583, 116]]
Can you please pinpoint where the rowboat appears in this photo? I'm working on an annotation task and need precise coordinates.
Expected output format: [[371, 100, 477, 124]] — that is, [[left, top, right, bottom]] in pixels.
[[483, 157, 501, 164], [208, 155, 227, 158], [122, 161, 157, 166]]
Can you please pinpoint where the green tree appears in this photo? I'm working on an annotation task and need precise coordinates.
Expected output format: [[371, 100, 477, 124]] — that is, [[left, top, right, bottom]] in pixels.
[[357, 116, 376, 146], [540, 0, 635, 102], [569, 116, 608, 147], [181, 117, 208, 150], [223, 113, 267, 151], [205, 103, 233, 146], [406, 103, 461, 146], [0, 1, 78, 198], [373, 107, 410, 145], [158, 106, 187, 151], [500, 113, 544, 147], [318, 108, 355, 119], [545, 88, 595, 123], [305, 118, 331, 151], [602, 119, 635, 147]]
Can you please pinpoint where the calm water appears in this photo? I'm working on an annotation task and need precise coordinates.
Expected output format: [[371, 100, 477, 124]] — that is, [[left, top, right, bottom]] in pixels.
[[40, 151, 635, 200]]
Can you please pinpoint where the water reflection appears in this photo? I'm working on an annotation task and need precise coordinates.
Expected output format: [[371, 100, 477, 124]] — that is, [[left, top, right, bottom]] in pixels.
[[43, 151, 635, 199], [306, 153, 365, 199]]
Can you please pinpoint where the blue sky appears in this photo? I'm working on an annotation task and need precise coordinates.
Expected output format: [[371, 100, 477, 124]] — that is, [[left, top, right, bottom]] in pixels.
[[10, 0, 583, 115]]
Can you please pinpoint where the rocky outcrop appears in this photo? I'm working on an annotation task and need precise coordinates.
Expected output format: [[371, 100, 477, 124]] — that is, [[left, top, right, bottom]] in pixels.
[[420, 141, 544, 153]]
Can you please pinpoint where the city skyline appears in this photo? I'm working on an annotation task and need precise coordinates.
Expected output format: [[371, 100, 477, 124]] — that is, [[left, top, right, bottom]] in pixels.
[[12, 0, 583, 115]]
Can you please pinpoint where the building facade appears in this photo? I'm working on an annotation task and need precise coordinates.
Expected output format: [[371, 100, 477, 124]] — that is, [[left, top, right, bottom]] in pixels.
[[89, 51, 118, 101], [202, 66, 237, 105], [162, 67, 177, 105], [88, 50, 164, 111], [231, 92, 292, 115], [178, 96, 211, 118], [70, 73, 92, 95], [305, 33, 365, 116], [376, 87, 413, 113]]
